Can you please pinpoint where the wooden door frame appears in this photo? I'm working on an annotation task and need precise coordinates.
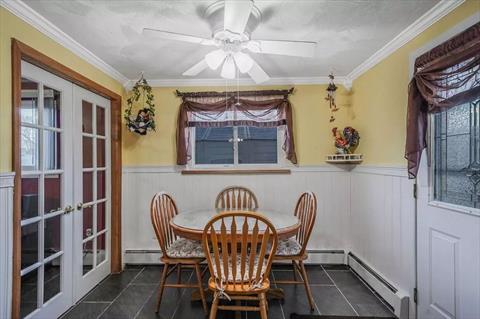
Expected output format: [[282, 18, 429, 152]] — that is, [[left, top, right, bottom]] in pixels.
[[11, 39, 123, 319]]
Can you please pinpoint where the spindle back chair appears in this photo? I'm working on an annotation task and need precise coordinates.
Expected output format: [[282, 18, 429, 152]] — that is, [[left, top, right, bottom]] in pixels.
[[202, 211, 278, 319], [150, 192, 208, 314], [274, 191, 317, 311], [215, 186, 259, 211]]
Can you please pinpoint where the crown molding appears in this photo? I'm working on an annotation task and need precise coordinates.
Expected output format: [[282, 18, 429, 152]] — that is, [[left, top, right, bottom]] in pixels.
[[124, 76, 348, 89], [346, 0, 466, 81], [0, 0, 129, 84]]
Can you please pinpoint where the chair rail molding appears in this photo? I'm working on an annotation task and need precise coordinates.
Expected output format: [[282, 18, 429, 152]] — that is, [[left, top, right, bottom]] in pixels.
[[0, 172, 15, 319]]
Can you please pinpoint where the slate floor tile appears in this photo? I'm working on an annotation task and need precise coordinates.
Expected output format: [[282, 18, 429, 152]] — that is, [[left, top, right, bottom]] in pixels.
[[310, 285, 357, 316], [61, 264, 396, 319], [273, 267, 333, 285], [133, 266, 194, 285], [99, 284, 156, 319], [327, 270, 394, 317], [84, 269, 142, 302], [61, 302, 110, 319]]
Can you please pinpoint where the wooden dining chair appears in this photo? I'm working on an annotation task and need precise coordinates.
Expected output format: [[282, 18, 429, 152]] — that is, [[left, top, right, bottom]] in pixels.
[[150, 192, 208, 314], [202, 211, 278, 319], [274, 192, 317, 311], [215, 186, 259, 211]]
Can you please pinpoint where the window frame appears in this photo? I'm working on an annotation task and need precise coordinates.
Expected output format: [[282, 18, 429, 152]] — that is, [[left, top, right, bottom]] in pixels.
[[188, 125, 288, 169]]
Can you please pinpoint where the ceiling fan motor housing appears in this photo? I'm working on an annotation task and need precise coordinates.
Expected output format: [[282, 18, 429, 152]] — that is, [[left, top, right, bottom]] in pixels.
[[205, 0, 262, 42]]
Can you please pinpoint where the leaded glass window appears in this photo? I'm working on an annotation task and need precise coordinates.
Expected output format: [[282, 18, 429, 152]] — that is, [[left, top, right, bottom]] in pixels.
[[434, 99, 480, 208]]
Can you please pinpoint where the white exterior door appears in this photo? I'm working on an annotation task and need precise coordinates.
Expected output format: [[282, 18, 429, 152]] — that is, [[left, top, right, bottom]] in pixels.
[[416, 106, 480, 319], [72, 85, 111, 301], [19, 62, 112, 318]]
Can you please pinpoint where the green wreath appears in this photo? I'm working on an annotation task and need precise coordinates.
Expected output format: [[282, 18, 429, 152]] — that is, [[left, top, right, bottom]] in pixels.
[[124, 76, 155, 135]]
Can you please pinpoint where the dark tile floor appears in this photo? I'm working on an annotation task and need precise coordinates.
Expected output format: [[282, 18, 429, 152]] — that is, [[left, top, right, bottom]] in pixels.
[[61, 264, 395, 319]]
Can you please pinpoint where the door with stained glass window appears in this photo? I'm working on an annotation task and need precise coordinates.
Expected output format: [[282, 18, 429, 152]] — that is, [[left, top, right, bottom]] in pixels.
[[72, 85, 111, 301], [20, 61, 74, 319]]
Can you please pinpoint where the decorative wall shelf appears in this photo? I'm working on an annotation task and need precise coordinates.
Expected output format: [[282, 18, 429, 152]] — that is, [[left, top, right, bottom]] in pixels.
[[326, 154, 363, 164]]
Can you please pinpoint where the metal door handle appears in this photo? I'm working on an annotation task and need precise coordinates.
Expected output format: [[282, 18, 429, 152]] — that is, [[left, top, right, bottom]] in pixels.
[[77, 202, 93, 210], [64, 205, 74, 214]]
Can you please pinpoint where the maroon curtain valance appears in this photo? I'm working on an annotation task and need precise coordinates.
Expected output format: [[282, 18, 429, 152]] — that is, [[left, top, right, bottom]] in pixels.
[[405, 22, 480, 179], [176, 93, 297, 165]]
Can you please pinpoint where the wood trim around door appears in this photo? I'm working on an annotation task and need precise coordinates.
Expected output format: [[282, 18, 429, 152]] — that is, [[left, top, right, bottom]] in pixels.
[[11, 39, 123, 319]]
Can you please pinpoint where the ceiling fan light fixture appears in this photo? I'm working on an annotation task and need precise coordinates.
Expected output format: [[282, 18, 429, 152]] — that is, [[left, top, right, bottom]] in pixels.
[[233, 51, 254, 73], [205, 49, 227, 70], [220, 56, 236, 79]]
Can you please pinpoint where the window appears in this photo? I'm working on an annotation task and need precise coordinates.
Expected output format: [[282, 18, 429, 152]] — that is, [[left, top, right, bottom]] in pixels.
[[433, 98, 480, 209], [192, 126, 280, 166]]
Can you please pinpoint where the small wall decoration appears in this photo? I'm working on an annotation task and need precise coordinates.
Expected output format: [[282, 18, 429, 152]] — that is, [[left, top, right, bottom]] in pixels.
[[332, 126, 360, 154], [124, 75, 155, 135], [325, 73, 338, 122]]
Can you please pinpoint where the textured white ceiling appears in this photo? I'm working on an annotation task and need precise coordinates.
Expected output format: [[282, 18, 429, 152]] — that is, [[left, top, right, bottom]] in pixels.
[[22, 0, 440, 80]]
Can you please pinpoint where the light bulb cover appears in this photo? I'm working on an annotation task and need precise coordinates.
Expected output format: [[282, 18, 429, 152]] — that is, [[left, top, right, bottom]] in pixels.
[[233, 51, 254, 73], [220, 56, 236, 79], [205, 49, 227, 70]]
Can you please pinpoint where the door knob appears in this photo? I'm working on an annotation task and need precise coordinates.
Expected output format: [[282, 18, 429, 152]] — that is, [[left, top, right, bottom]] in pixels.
[[64, 205, 74, 214]]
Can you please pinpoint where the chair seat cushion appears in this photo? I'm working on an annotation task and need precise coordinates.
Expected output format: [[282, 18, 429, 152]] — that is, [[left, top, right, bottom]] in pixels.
[[211, 255, 268, 282], [166, 238, 205, 258], [276, 238, 302, 256]]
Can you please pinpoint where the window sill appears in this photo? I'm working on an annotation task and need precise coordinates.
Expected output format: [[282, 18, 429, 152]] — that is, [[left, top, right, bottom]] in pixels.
[[181, 168, 291, 175]]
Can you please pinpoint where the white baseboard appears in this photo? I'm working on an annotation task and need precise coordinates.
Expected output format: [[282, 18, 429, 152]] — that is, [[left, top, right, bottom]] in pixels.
[[348, 252, 410, 319], [123, 249, 345, 265]]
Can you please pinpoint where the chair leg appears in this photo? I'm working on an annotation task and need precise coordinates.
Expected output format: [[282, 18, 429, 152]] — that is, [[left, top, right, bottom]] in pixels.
[[292, 260, 298, 281], [259, 293, 268, 319], [156, 263, 169, 313], [194, 263, 208, 315], [177, 264, 182, 284], [209, 295, 219, 319], [299, 261, 315, 311]]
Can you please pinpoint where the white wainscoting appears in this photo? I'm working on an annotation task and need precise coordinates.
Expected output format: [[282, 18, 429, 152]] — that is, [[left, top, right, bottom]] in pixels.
[[122, 166, 351, 257], [350, 167, 416, 319], [0, 172, 15, 319], [122, 165, 415, 317]]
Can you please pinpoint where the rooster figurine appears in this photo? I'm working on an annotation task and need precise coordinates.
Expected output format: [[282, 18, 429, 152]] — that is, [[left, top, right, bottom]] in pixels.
[[332, 127, 360, 154]]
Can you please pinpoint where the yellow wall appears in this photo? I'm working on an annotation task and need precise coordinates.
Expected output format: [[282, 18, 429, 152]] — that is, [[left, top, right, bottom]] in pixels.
[[122, 84, 353, 166], [0, 8, 124, 172], [2, 1, 479, 170], [352, 0, 480, 165]]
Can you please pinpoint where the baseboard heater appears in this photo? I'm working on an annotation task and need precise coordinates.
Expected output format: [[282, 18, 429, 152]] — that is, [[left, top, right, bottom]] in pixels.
[[347, 252, 409, 319], [124, 249, 345, 265]]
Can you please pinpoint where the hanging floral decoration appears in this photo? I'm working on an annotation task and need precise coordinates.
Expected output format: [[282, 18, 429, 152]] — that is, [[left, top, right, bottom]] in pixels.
[[325, 73, 339, 122], [124, 75, 155, 135]]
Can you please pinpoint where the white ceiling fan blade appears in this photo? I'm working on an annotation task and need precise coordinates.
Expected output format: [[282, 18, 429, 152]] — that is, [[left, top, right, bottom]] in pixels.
[[220, 56, 236, 79], [247, 39, 317, 58], [183, 59, 209, 76], [143, 28, 214, 46], [247, 60, 270, 84], [224, 0, 253, 34], [233, 51, 254, 73], [205, 49, 227, 70]]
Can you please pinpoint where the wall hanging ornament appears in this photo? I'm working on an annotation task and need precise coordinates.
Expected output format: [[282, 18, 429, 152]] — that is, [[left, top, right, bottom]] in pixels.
[[325, 73, 338, 122], [124, 74, 155, 135], [332, 126, 360, 154]]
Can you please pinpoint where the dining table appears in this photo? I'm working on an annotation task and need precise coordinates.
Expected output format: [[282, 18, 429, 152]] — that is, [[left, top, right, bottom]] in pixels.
[[170, 209, 301, 301]]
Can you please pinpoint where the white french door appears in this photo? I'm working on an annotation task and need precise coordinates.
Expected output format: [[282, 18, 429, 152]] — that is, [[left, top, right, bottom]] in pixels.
[[19, 61, 74, 319], [72, 86, 111, 301], [19, 61, 112, 318]]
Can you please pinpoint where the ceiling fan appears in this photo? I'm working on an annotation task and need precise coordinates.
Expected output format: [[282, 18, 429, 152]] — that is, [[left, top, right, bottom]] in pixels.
[[143, 0, 317, 83]]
